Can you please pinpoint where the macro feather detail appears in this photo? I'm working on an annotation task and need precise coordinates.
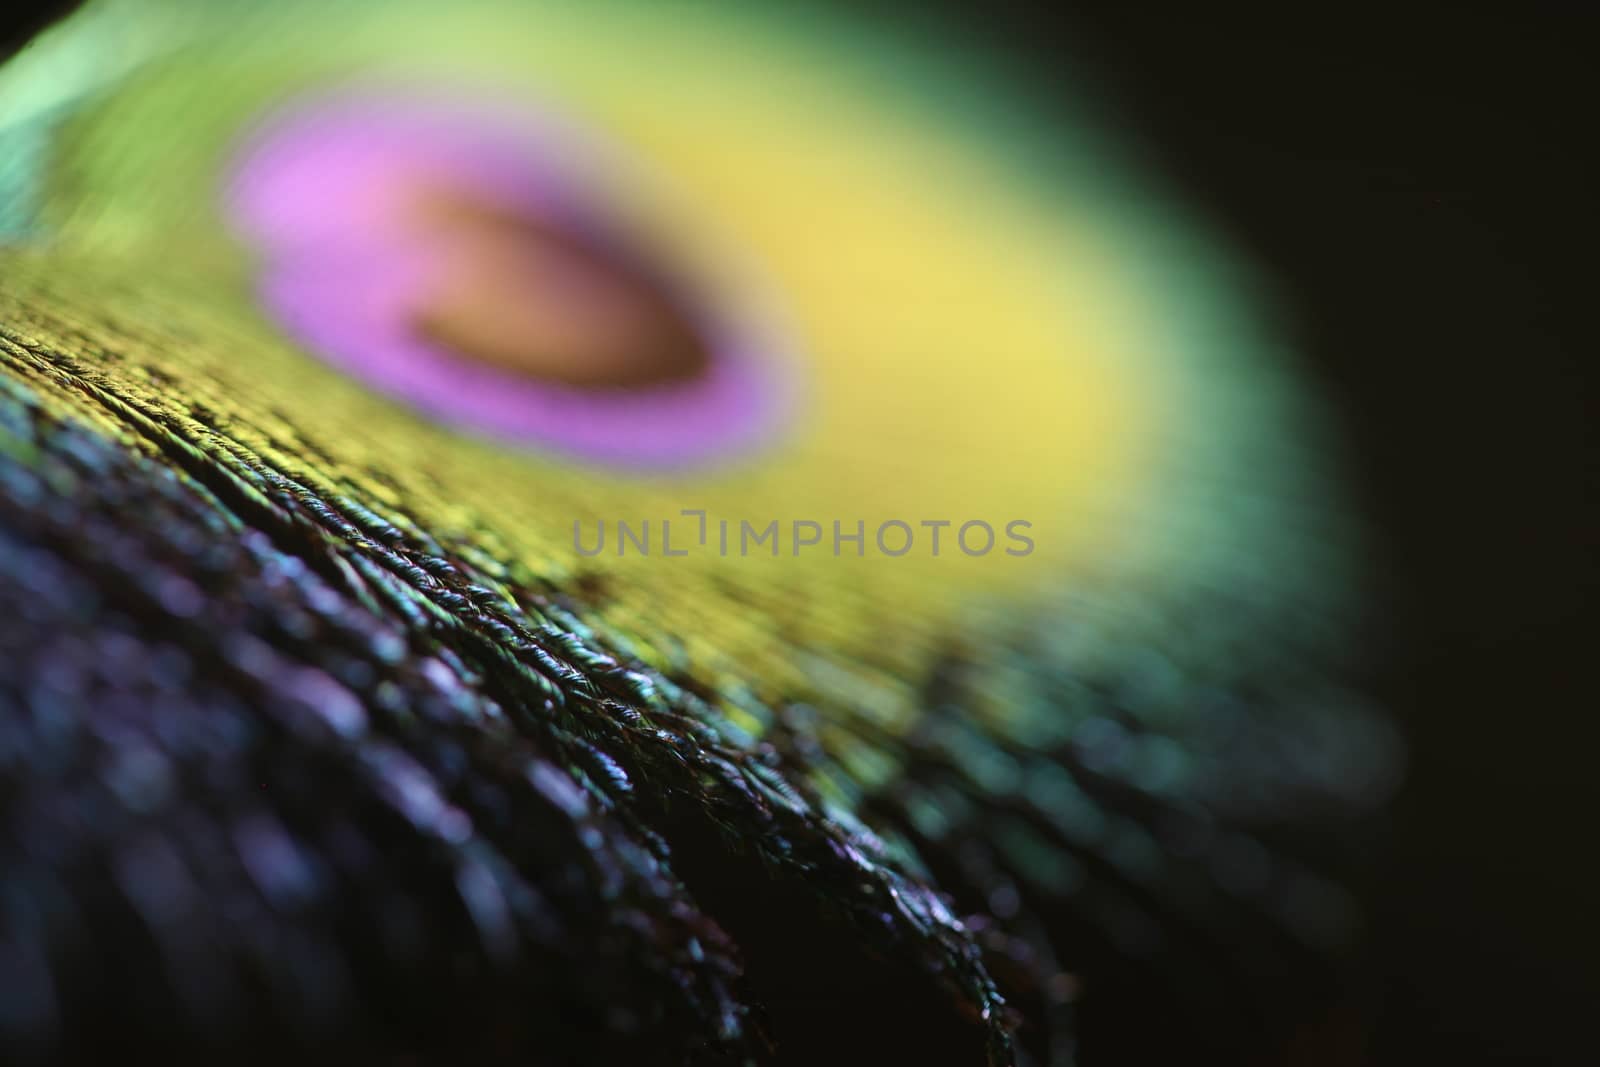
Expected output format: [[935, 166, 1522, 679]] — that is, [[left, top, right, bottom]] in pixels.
[[1, 2, 1398, 1063]]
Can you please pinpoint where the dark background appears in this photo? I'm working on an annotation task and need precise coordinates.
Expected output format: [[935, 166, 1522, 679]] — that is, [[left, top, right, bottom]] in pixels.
[[1030, 8, 1597, 1062], [5, 3, 1595, 1062]]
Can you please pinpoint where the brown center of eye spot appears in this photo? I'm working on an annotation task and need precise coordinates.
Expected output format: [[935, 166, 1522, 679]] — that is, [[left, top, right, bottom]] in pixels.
[[402, 186, 712, 390]]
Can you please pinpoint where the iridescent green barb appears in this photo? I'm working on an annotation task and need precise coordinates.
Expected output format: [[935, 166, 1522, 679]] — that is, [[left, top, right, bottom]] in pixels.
[[0, 269, 1008, 1062]]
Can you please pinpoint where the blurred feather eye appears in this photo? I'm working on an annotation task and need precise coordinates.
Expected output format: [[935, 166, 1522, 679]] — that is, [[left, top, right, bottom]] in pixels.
[[225, 90, 790, 468]]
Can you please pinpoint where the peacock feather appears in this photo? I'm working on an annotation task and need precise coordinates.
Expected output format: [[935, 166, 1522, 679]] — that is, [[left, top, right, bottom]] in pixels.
[[0, 2, 1397, 1063]]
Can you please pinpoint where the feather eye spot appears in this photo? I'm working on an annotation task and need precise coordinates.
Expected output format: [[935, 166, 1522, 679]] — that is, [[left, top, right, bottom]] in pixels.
[[226, 90, 791, 469]]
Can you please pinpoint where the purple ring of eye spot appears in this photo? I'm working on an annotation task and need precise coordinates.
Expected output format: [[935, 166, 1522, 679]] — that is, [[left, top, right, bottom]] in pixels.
[[225, 89, 791, 469]]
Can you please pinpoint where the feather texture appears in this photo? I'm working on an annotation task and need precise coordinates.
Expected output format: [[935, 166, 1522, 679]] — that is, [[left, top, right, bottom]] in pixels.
[[0, 3, 1397, 1063]]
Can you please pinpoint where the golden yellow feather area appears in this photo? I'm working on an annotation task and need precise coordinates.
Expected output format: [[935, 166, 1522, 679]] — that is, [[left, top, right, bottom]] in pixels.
[[3, 0, 1352, 758]]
